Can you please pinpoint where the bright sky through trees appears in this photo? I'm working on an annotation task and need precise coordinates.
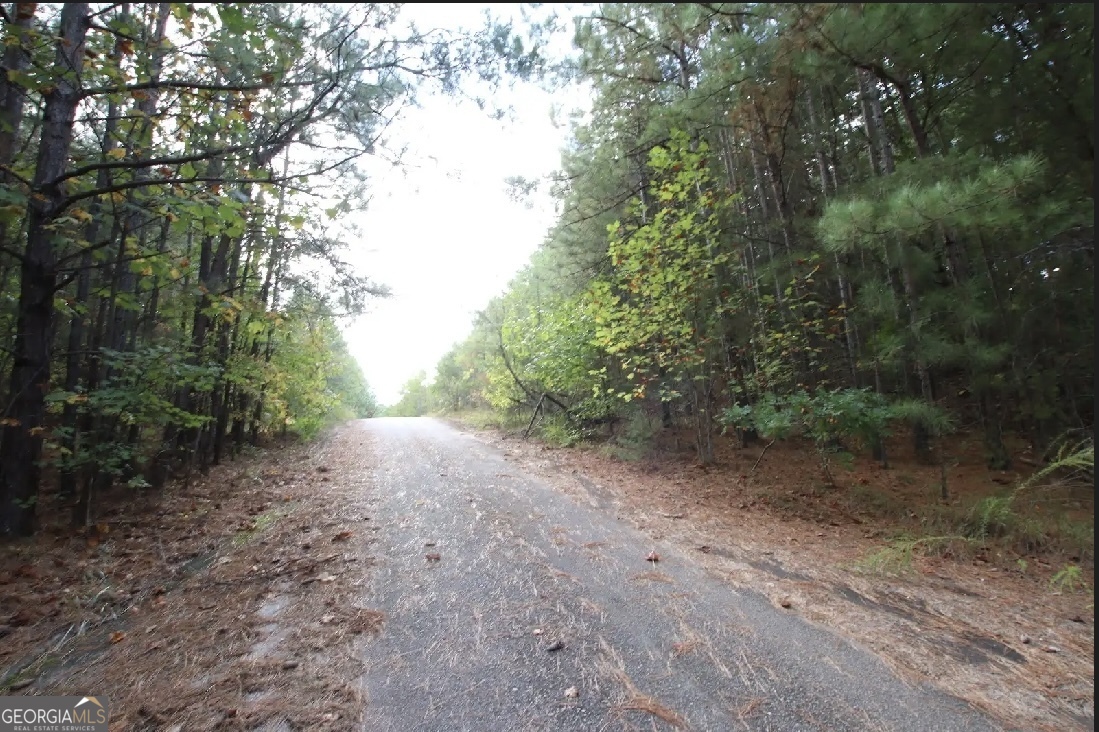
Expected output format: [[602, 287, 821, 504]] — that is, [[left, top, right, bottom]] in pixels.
[[340, 4, 581, 405]]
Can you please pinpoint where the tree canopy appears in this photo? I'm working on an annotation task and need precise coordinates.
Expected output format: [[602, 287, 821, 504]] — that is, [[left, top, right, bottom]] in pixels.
[[0, 2, 539, 535], [428, 2, 1093, 474]]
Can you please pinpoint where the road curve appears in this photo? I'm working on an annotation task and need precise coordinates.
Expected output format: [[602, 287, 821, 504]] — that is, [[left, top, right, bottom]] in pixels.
[[357, 417, 1005, 732]]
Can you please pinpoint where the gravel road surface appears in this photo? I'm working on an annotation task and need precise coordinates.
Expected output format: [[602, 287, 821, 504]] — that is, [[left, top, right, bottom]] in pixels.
[[357, 418, 1005, 732]]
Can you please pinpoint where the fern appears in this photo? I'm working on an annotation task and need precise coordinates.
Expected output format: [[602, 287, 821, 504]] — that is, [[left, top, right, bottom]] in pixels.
[[857, 535, 971, 576]]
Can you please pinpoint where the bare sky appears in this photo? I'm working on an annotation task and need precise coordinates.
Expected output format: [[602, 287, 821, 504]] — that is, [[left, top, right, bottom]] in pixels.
[[339, 4, 581, 405]]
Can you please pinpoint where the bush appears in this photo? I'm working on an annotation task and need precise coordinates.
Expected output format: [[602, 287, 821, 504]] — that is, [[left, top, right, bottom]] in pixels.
[[539, 414, 582, 447], [719, 388, 919, 483]]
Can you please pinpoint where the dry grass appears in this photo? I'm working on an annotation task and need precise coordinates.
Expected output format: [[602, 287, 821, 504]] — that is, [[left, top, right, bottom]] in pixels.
[[598, 639, 688, 729], [613, 694, 688, 729], [670, 639, 699, 658], [733, 696, 764, 725]]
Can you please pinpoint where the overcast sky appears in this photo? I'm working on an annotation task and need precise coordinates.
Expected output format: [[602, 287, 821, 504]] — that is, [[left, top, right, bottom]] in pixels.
[[339, 5, 582, 405]]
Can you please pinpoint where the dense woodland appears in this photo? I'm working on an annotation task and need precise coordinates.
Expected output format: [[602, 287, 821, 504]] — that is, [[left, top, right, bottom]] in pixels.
[[0, 3, 539, 536], [419, 3, 1093, 477], [0, 3, 1092, 539]]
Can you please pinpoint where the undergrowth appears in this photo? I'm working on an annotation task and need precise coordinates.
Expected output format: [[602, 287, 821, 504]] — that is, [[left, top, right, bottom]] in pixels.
[[599, 409, 660, 461], [860, 434, 1094, 576], [446, 408, 527, 432], [857, 535, 974, 575], [539, 414, 583, 447]]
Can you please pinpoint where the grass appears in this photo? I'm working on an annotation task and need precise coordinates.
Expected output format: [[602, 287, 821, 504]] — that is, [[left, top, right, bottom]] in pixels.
[[858, 435, 1095, 576], [444, 408, 527, 432], [856, 535, 975, 575], [538, 414, 583, 447]]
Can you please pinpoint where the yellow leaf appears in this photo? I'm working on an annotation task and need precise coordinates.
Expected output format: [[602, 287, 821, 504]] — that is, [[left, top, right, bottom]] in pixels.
[[106, 148, 126, 160], [71, 208, 93, 223]]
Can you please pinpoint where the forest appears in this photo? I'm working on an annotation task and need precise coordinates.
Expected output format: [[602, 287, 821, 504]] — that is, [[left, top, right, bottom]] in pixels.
[[0, 4, 1091, 725], [0, 3, 1093, 540], [0, 3, 545, 537], [409, 3, 1093, 495]]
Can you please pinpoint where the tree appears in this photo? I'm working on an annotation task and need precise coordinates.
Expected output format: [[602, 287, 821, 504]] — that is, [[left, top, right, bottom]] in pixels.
[[0, 3, 543, 536], [387, 371, 432, 417], [432, 2, 1093, 485]]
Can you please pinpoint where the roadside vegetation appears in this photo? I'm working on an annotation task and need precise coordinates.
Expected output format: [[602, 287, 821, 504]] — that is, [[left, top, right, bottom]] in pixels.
[[397, 3, 1093, 587]]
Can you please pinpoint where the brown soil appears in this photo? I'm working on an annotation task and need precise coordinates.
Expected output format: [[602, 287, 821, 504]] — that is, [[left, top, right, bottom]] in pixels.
[[458, 421, 1094, 732], [0, 424, 381, 731]]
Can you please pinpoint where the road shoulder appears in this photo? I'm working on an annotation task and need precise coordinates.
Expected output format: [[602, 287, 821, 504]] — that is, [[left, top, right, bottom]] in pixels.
[[1, 424, 382, 731], [453, 421, 1094, 732]]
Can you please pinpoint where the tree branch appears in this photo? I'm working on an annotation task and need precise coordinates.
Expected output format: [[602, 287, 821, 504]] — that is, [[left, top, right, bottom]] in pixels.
[[52, 145, 251, 185], [79, 78, 309, 99]]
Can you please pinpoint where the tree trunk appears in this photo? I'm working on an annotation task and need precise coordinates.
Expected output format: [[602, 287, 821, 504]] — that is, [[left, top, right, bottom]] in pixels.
[[0, 2, 35, 173], [0, 3, 89, 537]]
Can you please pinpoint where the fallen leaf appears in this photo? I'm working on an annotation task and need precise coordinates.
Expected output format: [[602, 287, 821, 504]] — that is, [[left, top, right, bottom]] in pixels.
[[779, 598, 792, 609], [332, 530, 353, 542], [545, 640, 565, 652], [110, 631, 126, 644], [425, 553, 441, 562]]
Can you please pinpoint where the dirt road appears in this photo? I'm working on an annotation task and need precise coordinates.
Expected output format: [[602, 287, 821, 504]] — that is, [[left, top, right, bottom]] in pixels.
[[357, 417, 1004, 731]]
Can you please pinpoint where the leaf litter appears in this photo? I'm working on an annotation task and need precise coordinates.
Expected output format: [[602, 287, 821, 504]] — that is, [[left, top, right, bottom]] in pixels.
[[0, 424, 383, 730], [458, 421, 1094, 732]]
